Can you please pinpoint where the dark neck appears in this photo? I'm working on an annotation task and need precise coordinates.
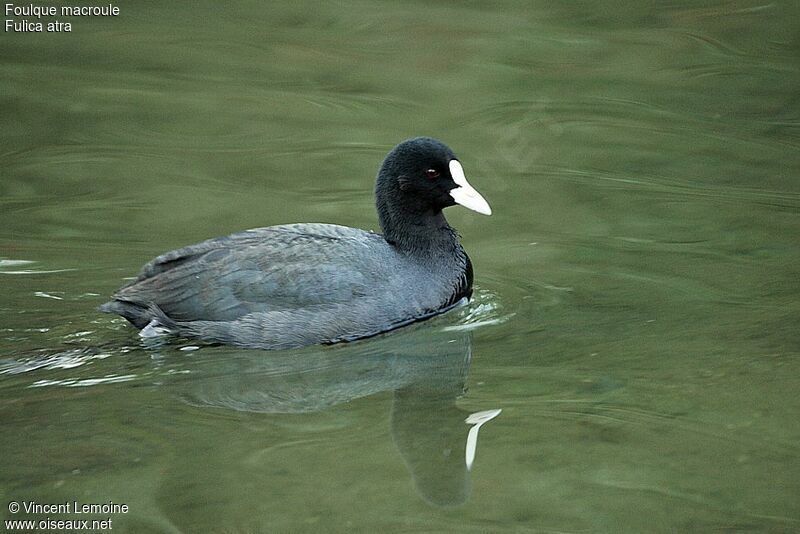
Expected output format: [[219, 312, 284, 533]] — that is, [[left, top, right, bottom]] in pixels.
[[376, 174, 462, 256], [375, 185, 473, 302], [379, 207, 461, 255]]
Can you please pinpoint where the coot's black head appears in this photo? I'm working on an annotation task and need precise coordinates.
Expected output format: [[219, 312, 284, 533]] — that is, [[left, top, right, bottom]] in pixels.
[[375, 137, 491, 246]]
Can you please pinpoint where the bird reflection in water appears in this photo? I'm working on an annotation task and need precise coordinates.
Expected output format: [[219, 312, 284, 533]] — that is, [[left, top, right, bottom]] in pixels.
[[167, 322, 501, 507]]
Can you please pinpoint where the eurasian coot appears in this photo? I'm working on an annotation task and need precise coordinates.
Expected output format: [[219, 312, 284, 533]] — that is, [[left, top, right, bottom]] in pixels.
[[99, 137, 491, 349]]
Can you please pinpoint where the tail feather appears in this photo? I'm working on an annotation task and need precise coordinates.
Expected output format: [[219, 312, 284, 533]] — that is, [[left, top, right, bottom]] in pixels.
[[98, 299, 162, 330]]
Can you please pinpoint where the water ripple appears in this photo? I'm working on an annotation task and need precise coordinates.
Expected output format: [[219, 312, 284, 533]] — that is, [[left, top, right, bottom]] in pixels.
[[0, 347, 111, 375], [0, 258, 77, 276], [29, 374, 138, 388]]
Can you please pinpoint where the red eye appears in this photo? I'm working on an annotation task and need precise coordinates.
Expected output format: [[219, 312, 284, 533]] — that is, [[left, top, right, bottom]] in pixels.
[[425, 168, 440, 179]]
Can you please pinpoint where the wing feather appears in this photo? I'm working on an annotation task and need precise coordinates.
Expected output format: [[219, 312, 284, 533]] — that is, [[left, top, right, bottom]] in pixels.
[[112, 224, 386, 322]]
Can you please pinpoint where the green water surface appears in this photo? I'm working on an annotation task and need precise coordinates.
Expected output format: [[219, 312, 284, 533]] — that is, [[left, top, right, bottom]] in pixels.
[[1, 1, 799, 532]]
